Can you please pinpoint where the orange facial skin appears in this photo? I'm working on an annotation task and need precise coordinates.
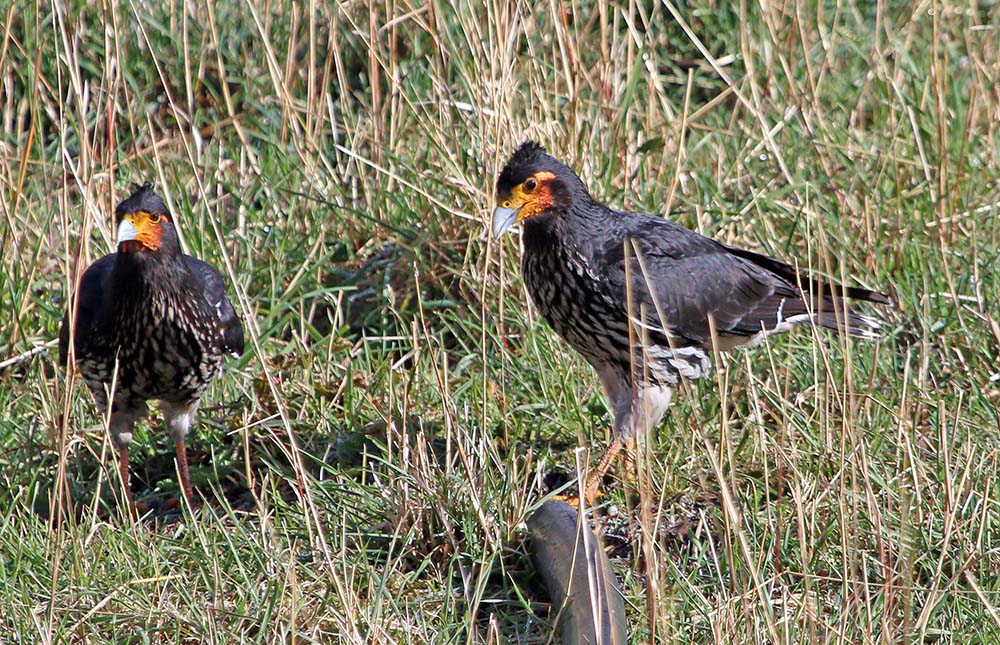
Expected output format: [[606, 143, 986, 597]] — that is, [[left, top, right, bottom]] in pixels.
[[500, 171, 557, 222], [118, 211, 167, 253]]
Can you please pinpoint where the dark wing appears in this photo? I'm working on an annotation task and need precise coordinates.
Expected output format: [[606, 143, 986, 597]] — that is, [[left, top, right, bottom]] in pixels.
[[721, 244, 890, 305], [59, 253, 116, 366], [597, 214, 887, 345], [184, 256, 245, 357]]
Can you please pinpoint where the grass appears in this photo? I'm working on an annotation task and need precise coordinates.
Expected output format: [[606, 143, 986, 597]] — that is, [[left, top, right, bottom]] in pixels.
[[1, 0, 999, 642]]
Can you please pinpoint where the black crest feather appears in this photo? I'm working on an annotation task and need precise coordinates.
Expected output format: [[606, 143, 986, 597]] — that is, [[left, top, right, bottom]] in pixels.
[[115, 183, 169, 222], [497, 141, 552, 194]]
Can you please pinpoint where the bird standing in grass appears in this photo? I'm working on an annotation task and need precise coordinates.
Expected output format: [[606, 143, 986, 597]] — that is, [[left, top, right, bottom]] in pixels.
[[60, 184, 244, 505], [492, 142, 889, 503]]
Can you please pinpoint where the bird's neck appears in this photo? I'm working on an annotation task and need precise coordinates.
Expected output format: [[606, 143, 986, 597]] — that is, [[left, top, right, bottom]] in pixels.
[[520, 214, 559, 253], [521, 200, 606, 257], [109, 252, 189, 306]]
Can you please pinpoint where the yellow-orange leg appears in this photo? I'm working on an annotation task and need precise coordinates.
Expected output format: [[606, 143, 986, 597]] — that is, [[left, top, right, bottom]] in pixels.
[[175, 439, 195, 502], [115, 445, 150, 519], [622, 440, 636, 483], [581, 437, 630, 506], [118, 446, 133, 507]]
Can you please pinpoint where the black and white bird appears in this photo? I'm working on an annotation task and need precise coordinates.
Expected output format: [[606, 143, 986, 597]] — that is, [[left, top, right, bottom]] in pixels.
[[60, 183, 244, 504], [492, 142, 889, 501]]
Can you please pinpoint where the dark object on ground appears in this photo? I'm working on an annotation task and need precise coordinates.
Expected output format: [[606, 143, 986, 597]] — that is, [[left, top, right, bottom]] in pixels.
[[528, 500, 628, 645], [60, 183, 244, 504]]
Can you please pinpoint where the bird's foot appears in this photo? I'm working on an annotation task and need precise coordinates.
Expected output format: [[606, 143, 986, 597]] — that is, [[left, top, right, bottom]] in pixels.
[[551, 485, 604, 510], [549, 438, 628, 510], [163, 495, 204, 512], [97, 499, 149, 523]]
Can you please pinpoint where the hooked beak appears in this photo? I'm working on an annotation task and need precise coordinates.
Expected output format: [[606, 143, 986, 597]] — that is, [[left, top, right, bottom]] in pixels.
[[491, 205, 520, 238], [118, 216, 139, 244]]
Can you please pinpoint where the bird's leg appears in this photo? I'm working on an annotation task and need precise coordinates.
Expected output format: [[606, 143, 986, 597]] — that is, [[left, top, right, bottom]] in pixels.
[[622, 439, 637, 485], [117, 445, 133, 508], [109, 407, 141, 515], [174, 438, 195, 503], [162, 401, 199, 504], [581, 437, 627, 506]]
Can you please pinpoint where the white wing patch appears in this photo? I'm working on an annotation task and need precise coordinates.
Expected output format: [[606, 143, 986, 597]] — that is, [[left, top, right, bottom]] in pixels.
[[643, 343, 711, 382], [628, 314, 682, 340]]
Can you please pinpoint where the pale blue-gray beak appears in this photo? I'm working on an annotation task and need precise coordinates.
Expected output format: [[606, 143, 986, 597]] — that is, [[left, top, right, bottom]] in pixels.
[[491, 205, 520, 238], [117, 217, 139, 243]]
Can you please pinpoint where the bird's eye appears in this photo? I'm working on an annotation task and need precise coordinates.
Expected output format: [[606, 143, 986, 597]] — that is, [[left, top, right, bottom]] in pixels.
[[524, 179, 537, 192], [149, 213, 161, 223]]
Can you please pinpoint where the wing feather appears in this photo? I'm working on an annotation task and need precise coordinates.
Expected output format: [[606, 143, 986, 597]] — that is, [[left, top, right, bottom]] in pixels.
[[58, 253, 116, 365], [184, 256, 245, 357], [595, 213, 886, 345]]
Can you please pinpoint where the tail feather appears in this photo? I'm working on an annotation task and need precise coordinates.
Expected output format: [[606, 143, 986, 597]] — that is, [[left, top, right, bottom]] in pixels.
[[725, 243, 892, 306], [758, 294, 883, 337], [737, 292, 886, 340], [813, 306, 883, 339]]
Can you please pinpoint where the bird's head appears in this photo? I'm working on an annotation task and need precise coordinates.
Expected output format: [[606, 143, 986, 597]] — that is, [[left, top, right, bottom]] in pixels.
[[492, 141, 581, 237], [114, 183, 180, 255]]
